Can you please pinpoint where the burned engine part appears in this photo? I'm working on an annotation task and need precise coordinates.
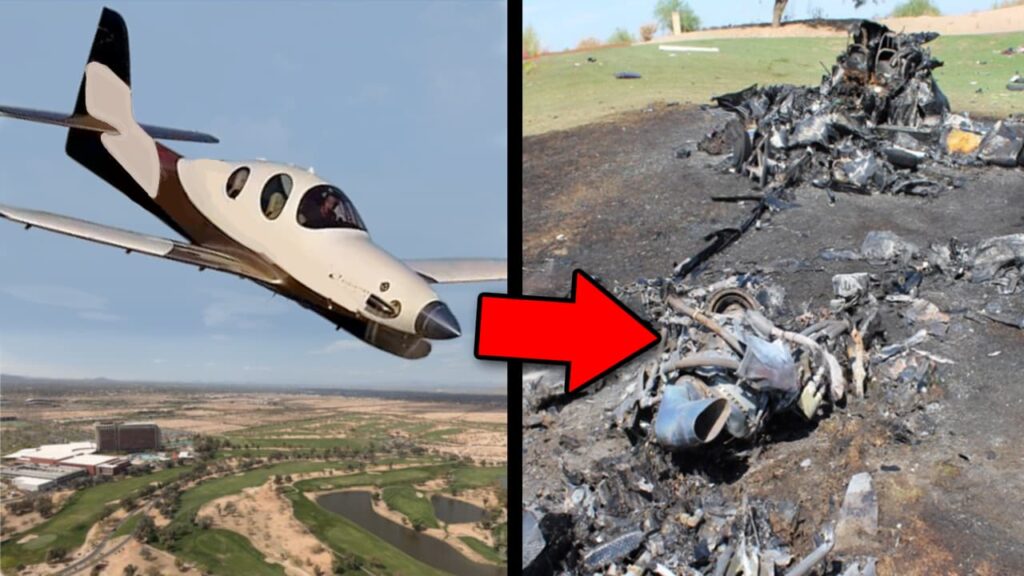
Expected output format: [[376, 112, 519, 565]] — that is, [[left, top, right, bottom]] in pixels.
[[654, 378, 731, 450]]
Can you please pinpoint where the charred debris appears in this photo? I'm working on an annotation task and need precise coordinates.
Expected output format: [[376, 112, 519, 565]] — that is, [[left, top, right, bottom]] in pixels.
[[683, 21, 1023, 278], [524, 226, 1023, 575], [523, 20, 1023, 576], [699, 20, 1023, 195]]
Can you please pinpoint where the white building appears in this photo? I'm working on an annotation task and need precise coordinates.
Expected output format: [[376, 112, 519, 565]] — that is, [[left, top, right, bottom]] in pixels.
[[12, 476, 55, 492]]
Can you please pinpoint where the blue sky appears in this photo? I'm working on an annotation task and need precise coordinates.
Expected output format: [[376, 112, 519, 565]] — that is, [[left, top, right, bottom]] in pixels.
[[524, 0, 1007, 52], [0, 1, 507, 392]]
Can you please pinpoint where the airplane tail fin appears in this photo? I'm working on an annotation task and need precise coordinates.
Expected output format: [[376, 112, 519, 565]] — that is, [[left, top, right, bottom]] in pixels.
[[65, 7, 164, 200], [0, 8, 217, 203]]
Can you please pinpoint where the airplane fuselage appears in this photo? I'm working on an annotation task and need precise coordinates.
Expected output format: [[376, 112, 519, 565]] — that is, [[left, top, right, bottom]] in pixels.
[[0, 7, 495, 359], [174, 157, 439, 335]]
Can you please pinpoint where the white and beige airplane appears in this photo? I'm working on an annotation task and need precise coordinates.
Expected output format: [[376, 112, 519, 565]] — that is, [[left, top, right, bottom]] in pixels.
[[0, 8, 505, 359]]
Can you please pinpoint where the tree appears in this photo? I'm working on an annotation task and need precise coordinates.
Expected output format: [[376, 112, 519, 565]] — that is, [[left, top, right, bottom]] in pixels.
[[46, 547, 67, 563], [772, 0, 788, 27], [123, 565, 138, 576], [890, 0, 940, 17], [134, 514, 157, 544], [523, 25, 540, 58], [607, 28, 634, 44], [640, 23, 658, 42], [773, 0, 874, 27], [35, 494, 54, 517], [653, 0, 700, 33], [196, 515, 214, 530]]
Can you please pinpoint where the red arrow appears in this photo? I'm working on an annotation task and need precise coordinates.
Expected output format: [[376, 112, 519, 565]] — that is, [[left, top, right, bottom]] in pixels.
[[475, 270, 660, 393]]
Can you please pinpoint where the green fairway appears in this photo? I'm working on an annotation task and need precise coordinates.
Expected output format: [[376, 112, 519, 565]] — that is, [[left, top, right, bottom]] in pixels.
[[459, 536, 504, 565], [164, 460, 369, 573], [0, 466, 192, 570], [175, 461, 349, 527], [524, 32, 1024, 135], [113, 512, 142, 538], [420, 427, 464, 442], [293, 464, 456, 493], [231, 437, 370, 450], [382, 485, 439, 529], [448, 465, 507, 494], [285, 490, 447, 576], [173, 529, 287, 576]]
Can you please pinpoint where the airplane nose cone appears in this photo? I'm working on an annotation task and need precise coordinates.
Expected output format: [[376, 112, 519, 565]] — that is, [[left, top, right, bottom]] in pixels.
[[415, 301, 461, 339]]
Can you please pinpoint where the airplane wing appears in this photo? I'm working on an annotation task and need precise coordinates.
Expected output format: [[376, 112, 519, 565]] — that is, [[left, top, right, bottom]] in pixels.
[[0, 203, 277, 282], [404, 258, 507, 284], [0, 105, 219, 144]]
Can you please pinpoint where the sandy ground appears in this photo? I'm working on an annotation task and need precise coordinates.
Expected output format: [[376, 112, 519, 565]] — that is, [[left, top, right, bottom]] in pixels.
[[200, 482, 332, 576], [100, 537, 191, 576], [425, 428, 507, 463], [646, 5, 1024, 42], [1, 489, 74, 537], [83, 507, 126, 547], [8, 391, 505, 438]]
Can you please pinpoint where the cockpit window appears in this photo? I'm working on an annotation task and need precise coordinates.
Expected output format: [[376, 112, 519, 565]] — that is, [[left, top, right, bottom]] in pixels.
[[296, 185, 366, 231], [226, 167, 249, 199], [260, 173, 292, 220]]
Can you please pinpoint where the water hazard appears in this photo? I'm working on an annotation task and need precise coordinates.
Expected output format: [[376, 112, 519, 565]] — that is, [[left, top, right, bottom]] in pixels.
[[431, 494, 486, 524], [317, 490, 506, 576]]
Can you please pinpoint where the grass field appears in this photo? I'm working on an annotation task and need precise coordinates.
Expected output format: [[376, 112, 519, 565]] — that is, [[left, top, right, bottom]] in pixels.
[[0, 466, 192, 570], [160, 460, 353, 574], [381, 485, 439, 529], [229, 437, 371, 450], [460, 536, 504, 565], [112, 512, 142, 538], [286, 489, 447, 576], [172, 529, 287, 576], [448, 465, 507, 494], [293, 463, 456, 493], [523, 32, 1024, 135], [174, 461, 349, 527]]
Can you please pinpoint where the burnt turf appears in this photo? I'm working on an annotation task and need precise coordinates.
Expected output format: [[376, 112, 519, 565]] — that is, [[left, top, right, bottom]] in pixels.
[[522, 103, 1024, 574]]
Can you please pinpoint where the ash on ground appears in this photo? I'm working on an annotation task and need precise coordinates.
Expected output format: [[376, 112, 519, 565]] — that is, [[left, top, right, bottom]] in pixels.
[[523, 18, 1024, 576]]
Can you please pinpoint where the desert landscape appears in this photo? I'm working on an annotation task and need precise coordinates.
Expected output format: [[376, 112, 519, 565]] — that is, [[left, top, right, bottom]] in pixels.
[[0, 379, 507, 576]]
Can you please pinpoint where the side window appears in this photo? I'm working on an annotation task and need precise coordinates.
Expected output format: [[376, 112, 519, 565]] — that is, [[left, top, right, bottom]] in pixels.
[[226, 167, 250, 199], [260, 173, 292, 220]]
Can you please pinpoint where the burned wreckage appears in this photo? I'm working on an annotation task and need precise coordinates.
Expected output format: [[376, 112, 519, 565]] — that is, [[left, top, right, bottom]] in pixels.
[[699, 20, 1024, 199], [523, 20, 1024, 576]]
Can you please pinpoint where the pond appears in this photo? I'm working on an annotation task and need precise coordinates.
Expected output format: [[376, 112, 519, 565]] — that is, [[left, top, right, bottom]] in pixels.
[[431, 494, 486, 524], [317, 491, 506, 576]]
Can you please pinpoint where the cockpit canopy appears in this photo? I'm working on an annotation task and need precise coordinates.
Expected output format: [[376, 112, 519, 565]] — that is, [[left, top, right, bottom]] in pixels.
[[296, 185, 366, 231]]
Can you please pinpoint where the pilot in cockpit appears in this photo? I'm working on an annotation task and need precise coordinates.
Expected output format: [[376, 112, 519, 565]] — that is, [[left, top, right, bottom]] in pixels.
[[299, 192, 340, 228]]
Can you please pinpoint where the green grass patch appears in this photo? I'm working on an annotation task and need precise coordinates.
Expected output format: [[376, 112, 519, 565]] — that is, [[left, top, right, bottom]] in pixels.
[[382, 485, 439, 529], [231, 437, 370, 450], [20, 533, 56, 550], [162, 461, 358, 575], [113, 513, 142, 538], [448, 466, 507, 494], [293, 464, 456, 493], [459, 536, 504, 565], [172, 529, 286, 576], [175, 461, 349, 524], [524, 32, 1024, 135], [420, 427, 463, 442], [285, 490, 446, 576], [0, 466, 192, 570]]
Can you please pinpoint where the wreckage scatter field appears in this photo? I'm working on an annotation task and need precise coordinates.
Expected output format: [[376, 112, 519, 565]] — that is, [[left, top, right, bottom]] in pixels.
[[523, 24, 1024, 576], [524, 32, 1024, 135]]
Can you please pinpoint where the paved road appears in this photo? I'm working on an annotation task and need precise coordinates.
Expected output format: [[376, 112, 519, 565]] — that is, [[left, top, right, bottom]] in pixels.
[[55, 504, 149, 576]]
